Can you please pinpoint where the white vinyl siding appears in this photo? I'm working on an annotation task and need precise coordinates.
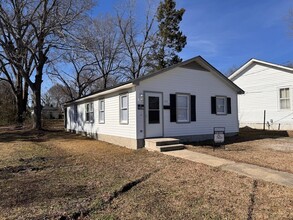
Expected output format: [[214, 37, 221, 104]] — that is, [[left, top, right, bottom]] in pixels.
[[231, 62, 293, 130], [216, 97, 226, 114], [85, 103, 94, 122], [136, 66, 239, 139], [120, 94, 129, 124], [73, 104, 78, 122], [176, 94, 190, 122], [99, 100, 105, 123], [66, 90, 137, 141], [279, 88, 290, 110]]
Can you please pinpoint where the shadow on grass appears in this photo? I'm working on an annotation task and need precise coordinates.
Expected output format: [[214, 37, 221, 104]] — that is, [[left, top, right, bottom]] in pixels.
[[0, 128, 91, 143], [188, 126, 291, 147]]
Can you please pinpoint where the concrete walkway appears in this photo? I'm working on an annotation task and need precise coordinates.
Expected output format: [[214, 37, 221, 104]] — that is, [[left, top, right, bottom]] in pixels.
[[163, 150, 293, 187]]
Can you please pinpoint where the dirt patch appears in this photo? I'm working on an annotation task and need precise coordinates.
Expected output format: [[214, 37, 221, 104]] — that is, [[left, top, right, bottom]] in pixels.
[[0, 165, 34, 179], [0, 165, 37, 173], [188, 128, 293, 173]]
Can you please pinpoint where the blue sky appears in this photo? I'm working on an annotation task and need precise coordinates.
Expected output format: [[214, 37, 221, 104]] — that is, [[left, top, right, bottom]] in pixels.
[[43, 0, 293, 91], [93, 0, 293, 75]]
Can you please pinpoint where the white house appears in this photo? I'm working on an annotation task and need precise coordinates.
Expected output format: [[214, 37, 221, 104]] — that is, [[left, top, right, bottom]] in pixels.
[[64, 56, 244, 149], [229, 59, 293, 130], [42, 105, 62, 119]]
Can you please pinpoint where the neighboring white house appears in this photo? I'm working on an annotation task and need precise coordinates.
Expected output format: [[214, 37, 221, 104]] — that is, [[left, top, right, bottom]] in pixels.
[[229, 59, 293, 130], [42, 105, 62, 119], [64, 56, 244, 149]]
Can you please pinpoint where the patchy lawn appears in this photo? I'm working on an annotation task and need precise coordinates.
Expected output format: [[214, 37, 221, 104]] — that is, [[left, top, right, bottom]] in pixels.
[[0, 128, 292, 219], [187, 127, 293, 174]]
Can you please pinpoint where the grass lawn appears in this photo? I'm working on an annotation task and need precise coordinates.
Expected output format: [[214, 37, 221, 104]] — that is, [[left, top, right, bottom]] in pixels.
[[0, 128, 292, 219], [187, 127, 293, 174]]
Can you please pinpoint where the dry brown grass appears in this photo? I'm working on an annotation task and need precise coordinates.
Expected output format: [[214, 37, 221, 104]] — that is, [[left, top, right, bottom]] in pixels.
[[187, 128, 293, 174], [0, 127, 292, 219]]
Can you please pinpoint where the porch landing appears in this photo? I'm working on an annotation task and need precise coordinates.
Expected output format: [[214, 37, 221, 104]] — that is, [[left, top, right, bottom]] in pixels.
[[145, 138, 185, 152]]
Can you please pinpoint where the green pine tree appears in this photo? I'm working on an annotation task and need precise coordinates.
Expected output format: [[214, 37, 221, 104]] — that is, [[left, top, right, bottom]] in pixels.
[[152, 0, 187, 70]]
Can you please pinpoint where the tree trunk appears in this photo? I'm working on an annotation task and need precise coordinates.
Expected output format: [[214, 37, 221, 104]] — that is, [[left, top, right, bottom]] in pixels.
[[32, 66, 43, 130], [103, 75, 107, 89], [15, 81, 29, 124], [32, 87, 42, 130], [16, 94, 24, 124], [23, 81, 28, 113], [15, 74, 25, 124]]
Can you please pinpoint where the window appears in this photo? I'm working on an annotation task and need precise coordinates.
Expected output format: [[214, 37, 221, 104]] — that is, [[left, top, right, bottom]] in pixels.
[[216, 97, 226, 114], [148, 96, 160, 124], [176, 94, 190, 122], [99, 100, 105, 123], [85, 102, 94, 122], [280, 88, 290, 110], [120, 94, 128, 124], [211, 96, 231, 115]]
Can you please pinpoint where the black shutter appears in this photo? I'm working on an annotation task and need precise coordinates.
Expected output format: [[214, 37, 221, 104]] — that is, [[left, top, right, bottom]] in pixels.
[[227, 97, 231, 114], [191, 95, 196, 121], [170, 94, 176, 122], [211, 97, 216, 114]]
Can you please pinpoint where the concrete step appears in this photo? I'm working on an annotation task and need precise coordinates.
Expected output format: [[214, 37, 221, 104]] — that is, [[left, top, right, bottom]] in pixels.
[[145, 138, 180, 149], [158, 144, 185, 152]]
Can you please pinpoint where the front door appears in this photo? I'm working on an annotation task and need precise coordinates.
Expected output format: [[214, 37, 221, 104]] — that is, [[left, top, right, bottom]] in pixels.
[[145, 92, 163, 138]]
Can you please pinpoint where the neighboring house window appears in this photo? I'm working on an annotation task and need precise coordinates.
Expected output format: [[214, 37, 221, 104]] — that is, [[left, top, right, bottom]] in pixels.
[[176, 94, 190, 122], [216, 97, 226, 114], [120, 94, 128, 124], [85, 103, 94, 122], [99, 100, 105, 123], [280, 88, 290, 110]]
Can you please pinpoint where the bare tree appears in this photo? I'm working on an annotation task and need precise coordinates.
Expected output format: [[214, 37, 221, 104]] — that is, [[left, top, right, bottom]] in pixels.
[[0, 0, 35, 123], [48, 51, 102, 100], [42, 83, 70, 108], [80, 16, 123, 88], [49, 15, 123, 96], [0, 0, 93, 129], [0, 80, 17, 125], [116, 0, 156, 79], [0, 62, 30, 124]]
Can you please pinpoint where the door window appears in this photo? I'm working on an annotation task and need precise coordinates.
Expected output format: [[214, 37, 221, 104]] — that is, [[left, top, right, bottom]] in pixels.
[[148, 96, 160, 124]]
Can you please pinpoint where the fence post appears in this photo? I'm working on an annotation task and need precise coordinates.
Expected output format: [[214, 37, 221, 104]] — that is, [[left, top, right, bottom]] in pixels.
[[263, 110, 266, 131]]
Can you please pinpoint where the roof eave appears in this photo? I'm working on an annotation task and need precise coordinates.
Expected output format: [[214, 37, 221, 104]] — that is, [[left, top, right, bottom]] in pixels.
[[229, 58, 293, 81], [64, 82, 134, 106]]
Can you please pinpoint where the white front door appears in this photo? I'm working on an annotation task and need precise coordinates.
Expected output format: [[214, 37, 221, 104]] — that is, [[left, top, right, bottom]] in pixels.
[[145, 92, 163, 138]]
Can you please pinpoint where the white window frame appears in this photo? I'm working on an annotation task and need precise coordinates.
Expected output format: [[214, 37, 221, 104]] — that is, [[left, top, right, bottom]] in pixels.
[[216, 96, 226, 115], [120, 94, 129, 124], [99, 100, 105, 124], [279, 88, 291, 110], [176, 94, 190, 123], [85, 102, 94, 123]]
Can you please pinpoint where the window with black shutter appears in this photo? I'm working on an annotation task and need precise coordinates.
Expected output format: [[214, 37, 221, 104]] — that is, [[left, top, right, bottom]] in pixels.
[[170, 94, 196, 123], [211, 96, 232, 115]]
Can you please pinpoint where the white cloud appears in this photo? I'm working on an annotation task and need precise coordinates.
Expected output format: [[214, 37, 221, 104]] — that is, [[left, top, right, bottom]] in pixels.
[[187, 38, 218, 56]]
